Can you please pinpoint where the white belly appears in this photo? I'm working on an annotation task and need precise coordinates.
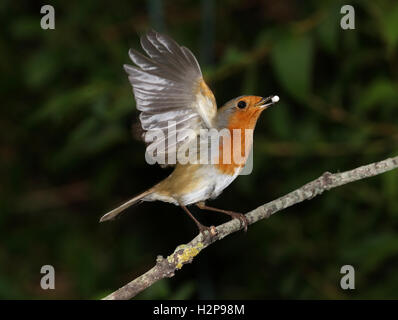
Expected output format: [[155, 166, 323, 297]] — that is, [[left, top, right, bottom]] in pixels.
[[178, 165, 241, 205], [145, 165, 242, 206]]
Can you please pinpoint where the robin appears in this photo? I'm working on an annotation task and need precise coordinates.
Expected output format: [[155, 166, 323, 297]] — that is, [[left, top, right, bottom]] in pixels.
[[100, 30, 279, 236]]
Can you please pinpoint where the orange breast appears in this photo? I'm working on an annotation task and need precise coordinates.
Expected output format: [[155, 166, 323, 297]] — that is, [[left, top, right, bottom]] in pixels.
[[215, 106, 261, 175]]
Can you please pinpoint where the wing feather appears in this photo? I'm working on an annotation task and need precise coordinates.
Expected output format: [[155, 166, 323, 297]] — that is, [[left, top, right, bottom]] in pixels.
[[124, 30, 217, 166]]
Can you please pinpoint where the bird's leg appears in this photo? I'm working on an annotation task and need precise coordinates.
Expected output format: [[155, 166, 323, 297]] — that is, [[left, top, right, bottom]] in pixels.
[[196, 202, 248, 232], [180, 205, 217, 239]]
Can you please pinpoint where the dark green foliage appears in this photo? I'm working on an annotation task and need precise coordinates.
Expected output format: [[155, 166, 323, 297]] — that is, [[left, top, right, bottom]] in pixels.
[[1, 0, 397, 299]]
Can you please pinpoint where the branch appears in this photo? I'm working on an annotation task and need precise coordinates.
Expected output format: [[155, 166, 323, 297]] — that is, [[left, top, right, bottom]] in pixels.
[[102, 155, 398, 300]]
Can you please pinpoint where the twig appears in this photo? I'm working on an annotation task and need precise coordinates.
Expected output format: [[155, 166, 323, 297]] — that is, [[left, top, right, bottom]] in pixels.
[[102, 155, 398, 300]]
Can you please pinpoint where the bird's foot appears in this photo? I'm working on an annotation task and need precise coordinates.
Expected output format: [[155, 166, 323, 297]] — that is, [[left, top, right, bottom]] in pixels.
[[195, 202, 249, 232], [197, 224, 218, 242], [226, 212, 249, 232], [180, 204, 218, 241]]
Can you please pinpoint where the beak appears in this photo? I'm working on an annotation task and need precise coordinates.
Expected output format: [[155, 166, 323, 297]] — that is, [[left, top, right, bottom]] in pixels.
[[257, 95, 279, 109]]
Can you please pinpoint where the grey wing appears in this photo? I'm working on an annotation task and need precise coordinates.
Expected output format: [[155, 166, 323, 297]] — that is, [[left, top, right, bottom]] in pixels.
[[124, 30, 217, 165]]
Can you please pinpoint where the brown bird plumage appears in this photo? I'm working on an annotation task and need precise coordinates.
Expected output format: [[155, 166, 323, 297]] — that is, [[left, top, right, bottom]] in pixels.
[[100, 30, 279, 235]]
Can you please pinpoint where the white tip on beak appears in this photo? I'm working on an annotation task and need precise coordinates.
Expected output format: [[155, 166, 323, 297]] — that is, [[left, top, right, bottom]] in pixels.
[[271, 95, 279, 103], [258, 95, 280, 109]]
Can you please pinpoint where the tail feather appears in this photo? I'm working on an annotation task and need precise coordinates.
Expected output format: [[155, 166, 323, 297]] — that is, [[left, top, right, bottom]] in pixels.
[[99, 189, 152, 222]]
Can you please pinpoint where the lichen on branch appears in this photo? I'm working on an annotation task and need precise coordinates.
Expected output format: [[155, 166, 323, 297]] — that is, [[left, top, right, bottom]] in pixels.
[[103, 155, 398, 300]]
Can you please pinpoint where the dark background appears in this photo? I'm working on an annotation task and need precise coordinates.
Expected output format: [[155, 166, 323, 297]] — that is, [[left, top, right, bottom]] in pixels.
[[1, 0, 398, 299]]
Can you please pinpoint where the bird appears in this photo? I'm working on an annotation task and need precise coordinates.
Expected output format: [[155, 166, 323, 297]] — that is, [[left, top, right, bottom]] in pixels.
[[100, 30, 279, 236]]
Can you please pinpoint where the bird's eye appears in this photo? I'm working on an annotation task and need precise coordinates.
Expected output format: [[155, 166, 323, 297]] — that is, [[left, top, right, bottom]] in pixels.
[[237, 100, 246, 109]]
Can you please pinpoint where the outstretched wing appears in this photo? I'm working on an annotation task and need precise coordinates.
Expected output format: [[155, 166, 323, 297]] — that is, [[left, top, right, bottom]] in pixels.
[[124, 30, 217, 165]]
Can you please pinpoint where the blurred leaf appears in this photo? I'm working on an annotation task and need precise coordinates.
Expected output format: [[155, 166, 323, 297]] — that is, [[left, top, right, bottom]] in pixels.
[[354, 78, 398, 114], [29, 83, 107, 124], [24, 50, 58, 88], [271, 35, 313, 102], [380, 3, 398, 54], [266, 101, 292, 138], [242, 63, 258, 94], [316, 7, 340, 54], [382, 169, 398, 215], [221, 47, 245, 65], [51, 123, 126, 170], [11, 17, 42, 38], [342, 233, 398, 276]]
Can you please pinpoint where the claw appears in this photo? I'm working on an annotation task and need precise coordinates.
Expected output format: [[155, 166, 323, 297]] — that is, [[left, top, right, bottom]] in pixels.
[[228, 212, 248, 232], [195, 203, 249, 232], [198, 224, 218, 242]]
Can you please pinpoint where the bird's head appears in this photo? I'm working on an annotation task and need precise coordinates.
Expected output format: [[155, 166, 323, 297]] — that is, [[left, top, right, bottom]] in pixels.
[[216, 95, 279, 130]]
